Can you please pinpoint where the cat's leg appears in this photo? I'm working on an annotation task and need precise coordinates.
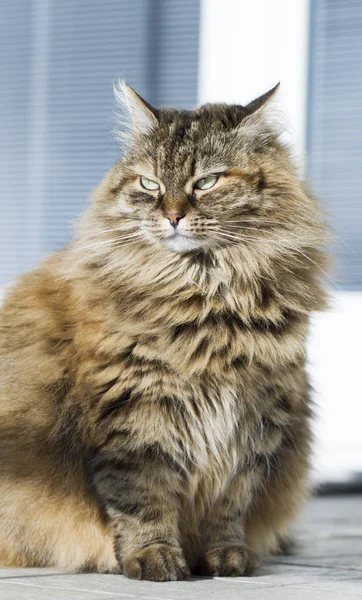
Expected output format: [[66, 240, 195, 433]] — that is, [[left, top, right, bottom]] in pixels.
[[243, 381, 312, 555], [196, 405, 310, 576], [195, 475, 260, 577], [0, 463, 118, 572], [90, 448, 190, 581], [244, 428, 310, 555], [0, 443, 119, 572]]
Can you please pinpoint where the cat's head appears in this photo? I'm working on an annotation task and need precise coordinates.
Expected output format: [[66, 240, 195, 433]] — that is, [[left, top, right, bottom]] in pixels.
[[85, 82, 323, 263]]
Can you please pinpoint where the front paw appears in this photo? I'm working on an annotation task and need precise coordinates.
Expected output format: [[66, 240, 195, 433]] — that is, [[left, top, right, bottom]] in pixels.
[[198, 544, 259, 577], [122, 543, 190, 581]]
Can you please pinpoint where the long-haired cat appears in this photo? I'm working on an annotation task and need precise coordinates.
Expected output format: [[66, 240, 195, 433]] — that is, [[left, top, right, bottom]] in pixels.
[[0, 82, 327, 580]]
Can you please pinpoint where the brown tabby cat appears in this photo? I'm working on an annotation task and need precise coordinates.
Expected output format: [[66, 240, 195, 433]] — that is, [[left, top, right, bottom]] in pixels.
[[0, 82, 328, 581]]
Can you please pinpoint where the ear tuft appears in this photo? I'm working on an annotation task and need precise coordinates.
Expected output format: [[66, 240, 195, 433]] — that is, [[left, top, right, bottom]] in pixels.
[[245, 82, 280, 115], [113, 79, 158, 143]]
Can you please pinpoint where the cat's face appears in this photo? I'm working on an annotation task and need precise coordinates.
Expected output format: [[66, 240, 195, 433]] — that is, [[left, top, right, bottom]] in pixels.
[[92, 84, 319, 258], [115, 108, 274, 253]]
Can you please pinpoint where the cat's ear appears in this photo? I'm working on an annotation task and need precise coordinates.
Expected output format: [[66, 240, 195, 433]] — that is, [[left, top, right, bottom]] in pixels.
[[244, 82, 280, 115], [114, 79, 159, 138]]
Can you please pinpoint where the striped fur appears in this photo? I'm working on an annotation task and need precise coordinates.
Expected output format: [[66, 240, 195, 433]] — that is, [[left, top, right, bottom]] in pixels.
[[0, 85, 328, 580]]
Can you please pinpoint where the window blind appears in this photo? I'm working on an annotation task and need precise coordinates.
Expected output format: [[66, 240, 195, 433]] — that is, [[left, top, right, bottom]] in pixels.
[[308, 0, 362, 289], [0, 0, 200, 286]]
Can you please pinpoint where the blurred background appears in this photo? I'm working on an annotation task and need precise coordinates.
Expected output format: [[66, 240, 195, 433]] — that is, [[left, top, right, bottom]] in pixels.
[[0, 0, 361, 486]]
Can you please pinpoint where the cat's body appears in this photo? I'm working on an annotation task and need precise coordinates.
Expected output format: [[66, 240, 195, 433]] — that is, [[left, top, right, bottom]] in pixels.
[[0, 84, 327, 580]]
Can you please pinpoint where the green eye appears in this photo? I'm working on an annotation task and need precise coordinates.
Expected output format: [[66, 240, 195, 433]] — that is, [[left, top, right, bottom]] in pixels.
[[194, 175, 218, 190], [140, 176, 160, 191]]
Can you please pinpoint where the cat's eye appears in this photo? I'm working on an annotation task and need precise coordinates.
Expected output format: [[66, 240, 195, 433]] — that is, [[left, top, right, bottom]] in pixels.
[[194, 175, 219, 191], [140, 176, 160, 191]]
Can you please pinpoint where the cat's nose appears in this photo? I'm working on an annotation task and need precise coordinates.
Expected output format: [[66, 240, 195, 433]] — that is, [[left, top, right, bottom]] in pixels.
[[165, 212, 186, 228]]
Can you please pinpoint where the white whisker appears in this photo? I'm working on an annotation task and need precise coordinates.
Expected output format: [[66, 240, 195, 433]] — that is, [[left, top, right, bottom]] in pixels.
[[70, 235, 141, 253], [213, 228, 339, 289], [223, 220, 355, 255], [57, 236, 143, 296], [80, 227, 128, 237]]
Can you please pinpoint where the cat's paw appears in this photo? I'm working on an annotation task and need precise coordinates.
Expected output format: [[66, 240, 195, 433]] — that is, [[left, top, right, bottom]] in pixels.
[[122, 543, 190, 581], [198, 544, 260, 577], [273, 535, 296, 556]]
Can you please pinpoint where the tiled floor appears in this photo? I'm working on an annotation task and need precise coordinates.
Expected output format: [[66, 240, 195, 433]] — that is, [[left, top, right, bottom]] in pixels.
[[0, 495, 361, 599]]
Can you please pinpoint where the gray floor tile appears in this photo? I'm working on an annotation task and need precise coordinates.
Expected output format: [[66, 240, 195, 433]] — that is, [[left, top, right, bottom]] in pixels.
[[0, 495, 361, 599]]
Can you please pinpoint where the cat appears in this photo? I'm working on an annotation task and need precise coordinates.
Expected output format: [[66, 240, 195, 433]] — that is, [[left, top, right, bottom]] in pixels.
[[0, 82, 328, 580]]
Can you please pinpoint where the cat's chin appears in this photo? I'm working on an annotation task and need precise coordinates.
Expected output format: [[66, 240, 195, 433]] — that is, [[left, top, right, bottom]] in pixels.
[[162, 235, 204, 253]]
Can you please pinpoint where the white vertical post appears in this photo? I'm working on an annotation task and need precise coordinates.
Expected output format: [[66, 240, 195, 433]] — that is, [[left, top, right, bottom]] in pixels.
[[198, 0, 310, 168]]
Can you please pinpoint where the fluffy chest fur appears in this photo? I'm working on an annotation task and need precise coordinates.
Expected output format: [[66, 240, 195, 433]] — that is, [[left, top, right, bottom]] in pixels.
[[73, 253, 303, 510]]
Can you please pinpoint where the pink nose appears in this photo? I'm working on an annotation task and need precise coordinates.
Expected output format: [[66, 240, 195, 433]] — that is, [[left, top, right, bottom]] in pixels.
[[165, 212, 185, 228]]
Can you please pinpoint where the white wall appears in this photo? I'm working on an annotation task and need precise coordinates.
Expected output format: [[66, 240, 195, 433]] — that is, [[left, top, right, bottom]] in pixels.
[[199, 0, 362, 483], [308, 292, 362, 483]]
